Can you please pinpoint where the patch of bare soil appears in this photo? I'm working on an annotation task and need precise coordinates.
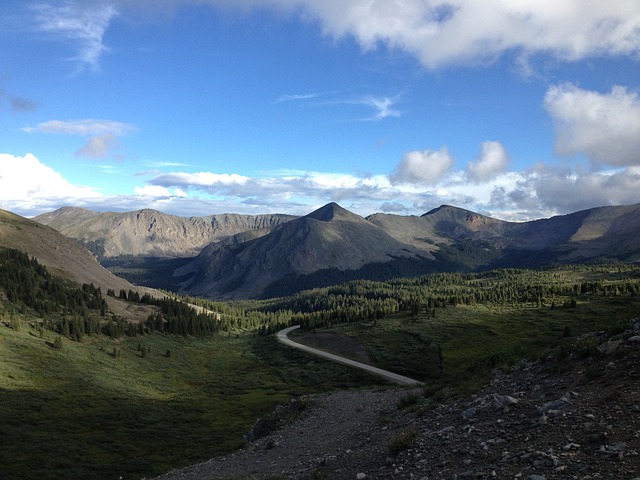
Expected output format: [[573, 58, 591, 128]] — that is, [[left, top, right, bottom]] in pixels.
[[153, 322, 640, 480]]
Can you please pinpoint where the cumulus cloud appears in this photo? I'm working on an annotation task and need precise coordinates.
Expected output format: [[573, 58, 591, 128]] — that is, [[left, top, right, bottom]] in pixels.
[[0, 152, 101, 215], [133, 185, 188, 198], [544, 83, 640, 166], [390, 147, 454, 185], [270, 0, 640, 69], [3, 147, 640, 222], [30, 1, 117, 72], [53, 1, 639, 73], [484, 165, 640, 219], [467, 141, 509, 182]]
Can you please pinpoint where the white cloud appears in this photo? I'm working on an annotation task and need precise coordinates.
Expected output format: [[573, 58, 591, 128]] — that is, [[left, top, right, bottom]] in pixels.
[[23, 119, 137, 158], [355, 95, 401, 121], [31, 1, 640, 73], [467, 141, 509, 182], [31, 1, 117, 72], [0, 152, 101, 214], [152, 172, 251, 187], [265, 0, 640, 69], [133, 185, 188, 198], [532, 166, 640, 213], [276, 93, 322, 102], [481, 165, 640, 219], [544, 83, 640, 166], [390, 147, 454, 185], [3, 148, 640, 223], [23, 119, 137, 136]]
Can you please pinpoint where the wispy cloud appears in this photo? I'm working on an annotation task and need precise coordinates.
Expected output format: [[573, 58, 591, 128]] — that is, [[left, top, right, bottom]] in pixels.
[[23, 119, 136, 136], [11, 96, 38, 112], [276, 92, 324, 103], [0, 88, 38, 113], [23, 118, 137, 158], [275, 90, 402, 121], [30, 1, 117, 72], [356, 95, 402, 121]]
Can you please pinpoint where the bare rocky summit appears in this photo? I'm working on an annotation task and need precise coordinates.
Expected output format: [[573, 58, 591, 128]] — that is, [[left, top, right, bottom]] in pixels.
[[35, 207, 296, 258], [153, 325, 640, 480]]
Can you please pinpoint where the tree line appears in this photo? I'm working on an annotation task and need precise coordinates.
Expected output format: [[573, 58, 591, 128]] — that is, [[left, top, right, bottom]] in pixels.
[[2, 246, 640, 342]]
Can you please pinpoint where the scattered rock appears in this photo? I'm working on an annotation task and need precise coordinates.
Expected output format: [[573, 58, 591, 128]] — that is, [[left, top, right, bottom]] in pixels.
[[152, 328, 640, 480]]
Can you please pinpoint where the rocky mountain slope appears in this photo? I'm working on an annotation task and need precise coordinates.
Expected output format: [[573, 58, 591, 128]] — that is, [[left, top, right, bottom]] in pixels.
[[34, 202, 640, 299], [369, 203, 640, 255], [177, 202, 640, 299], [154, 323, 640, 480], [176, 203, 433, 299], [35, 207, 297, 258]]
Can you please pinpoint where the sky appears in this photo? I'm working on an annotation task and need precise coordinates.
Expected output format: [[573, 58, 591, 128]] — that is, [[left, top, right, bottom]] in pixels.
[[1, 0, 640, 221]]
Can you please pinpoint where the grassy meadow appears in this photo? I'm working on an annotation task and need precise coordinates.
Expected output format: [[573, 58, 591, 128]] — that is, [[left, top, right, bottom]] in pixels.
[[0, 323, 385, 480], [292, 294, 640, 395]]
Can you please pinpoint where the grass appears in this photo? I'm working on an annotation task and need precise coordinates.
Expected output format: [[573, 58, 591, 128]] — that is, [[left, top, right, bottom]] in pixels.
[[0, 321, 385, 480], [3, 265, 640, 479], [304, 295, 640, 396]]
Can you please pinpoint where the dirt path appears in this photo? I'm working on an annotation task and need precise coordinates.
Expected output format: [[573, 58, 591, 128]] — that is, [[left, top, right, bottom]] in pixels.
[[276, 325, 422, 386]]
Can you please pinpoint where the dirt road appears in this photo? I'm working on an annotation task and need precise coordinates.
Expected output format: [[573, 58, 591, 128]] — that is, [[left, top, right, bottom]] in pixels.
[[276, 325, 422, 386]]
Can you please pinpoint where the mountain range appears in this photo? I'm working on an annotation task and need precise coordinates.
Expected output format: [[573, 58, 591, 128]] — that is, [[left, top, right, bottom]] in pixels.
[[32, 202, 640, 299], [34, 206, 296, 259]]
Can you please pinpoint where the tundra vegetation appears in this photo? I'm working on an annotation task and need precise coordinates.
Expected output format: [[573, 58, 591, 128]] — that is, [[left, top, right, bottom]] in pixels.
[[1, 246, 640, 479]]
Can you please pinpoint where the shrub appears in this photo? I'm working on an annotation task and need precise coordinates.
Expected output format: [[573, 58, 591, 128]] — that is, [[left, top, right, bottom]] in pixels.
[[397, 392, 421, 410], [388, 428, 417, 455]]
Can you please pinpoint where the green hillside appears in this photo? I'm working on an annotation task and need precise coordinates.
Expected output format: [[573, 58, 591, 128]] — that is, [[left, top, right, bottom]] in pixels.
[[2, 249, 640, 479]]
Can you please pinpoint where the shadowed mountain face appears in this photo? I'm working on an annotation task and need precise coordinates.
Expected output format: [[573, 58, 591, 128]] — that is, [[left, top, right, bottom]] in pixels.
[[32, 202, 640, 299], [176, 203, 435, 299]]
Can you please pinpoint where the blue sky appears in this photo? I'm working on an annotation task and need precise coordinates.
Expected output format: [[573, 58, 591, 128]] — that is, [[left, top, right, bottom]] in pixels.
[[1, 1, 640, 220]]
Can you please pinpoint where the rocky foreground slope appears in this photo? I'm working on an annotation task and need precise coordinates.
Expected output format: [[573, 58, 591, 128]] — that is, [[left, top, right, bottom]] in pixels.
[[153, 325, 640, 480]]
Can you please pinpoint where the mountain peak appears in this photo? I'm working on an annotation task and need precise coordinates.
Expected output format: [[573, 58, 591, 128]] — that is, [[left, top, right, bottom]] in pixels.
[[305, 202, 360, 222], [423, 205, 469, 217]]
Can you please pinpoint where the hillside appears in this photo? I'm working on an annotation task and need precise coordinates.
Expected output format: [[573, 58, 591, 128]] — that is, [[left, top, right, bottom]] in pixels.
[[33, 202, 640, 299], [369, 203, 640, 254], [176, 203, 433, 299], [154, 323, 640, 480], [35, 207, 297, 258], [0, 209, 134, 294], [180, 203, 640, 298]]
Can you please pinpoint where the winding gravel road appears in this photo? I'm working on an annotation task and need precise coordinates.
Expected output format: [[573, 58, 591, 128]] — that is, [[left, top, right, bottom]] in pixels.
[[276, 325, 422, 386]]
